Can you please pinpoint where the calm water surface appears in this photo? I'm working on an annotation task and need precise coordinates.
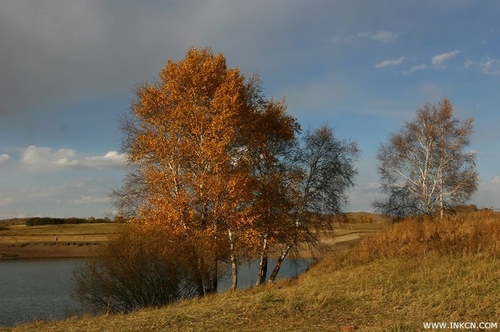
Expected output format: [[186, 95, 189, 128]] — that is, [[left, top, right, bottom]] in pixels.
[[0, 258, 311, 327], [0, 259, 83, 327]]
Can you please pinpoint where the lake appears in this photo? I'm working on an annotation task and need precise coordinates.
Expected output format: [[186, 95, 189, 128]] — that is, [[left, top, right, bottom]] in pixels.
[[0, 258, 312, 327]]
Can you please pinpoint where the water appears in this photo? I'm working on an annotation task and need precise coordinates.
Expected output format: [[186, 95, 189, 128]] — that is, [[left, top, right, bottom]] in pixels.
[[219, 258, 313, 290], [0, 258, 312, 327], [0, 259, 84, 327]]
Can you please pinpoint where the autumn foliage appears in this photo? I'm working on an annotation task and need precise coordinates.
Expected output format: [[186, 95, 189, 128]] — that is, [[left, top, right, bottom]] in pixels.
[[119, 48, 303, 291], [107, 47, 358, 297]]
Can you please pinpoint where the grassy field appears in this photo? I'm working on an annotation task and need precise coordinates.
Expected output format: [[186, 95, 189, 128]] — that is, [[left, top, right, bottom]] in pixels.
[[3, 211, 500, 331], [0, 223, 123, 244], [0, 212, 383, 245], [0, 216, 383, 259], [0, 223, 125, 259]]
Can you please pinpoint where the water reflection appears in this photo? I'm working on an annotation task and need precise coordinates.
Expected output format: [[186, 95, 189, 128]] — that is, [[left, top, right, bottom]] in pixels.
[[219, 258, 313, 290]]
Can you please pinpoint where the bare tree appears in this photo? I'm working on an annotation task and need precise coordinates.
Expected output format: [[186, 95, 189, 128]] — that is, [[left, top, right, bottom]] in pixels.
[[374, 98, 478, 219], [267, 125, 359, 282]]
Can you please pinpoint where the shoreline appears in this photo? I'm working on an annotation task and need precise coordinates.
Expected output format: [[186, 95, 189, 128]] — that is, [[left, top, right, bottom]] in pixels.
[[0, 234, 363, 260], [0, 242, 102, 260]]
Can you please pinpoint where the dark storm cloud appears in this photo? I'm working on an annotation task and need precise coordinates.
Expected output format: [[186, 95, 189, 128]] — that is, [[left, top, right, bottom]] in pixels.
[[0, 0, 397, 116]]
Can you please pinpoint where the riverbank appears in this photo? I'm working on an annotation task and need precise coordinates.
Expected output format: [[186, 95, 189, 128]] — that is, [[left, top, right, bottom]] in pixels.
[[0, 233, 364, 260], [0, 242, 102, 259], [0, 223, 122, 260], [0, 219, 385, 260]]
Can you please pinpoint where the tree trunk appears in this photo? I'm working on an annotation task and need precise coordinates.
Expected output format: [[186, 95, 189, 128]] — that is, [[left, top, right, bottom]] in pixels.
[[256, 235, 268, 286], [268, 243, 293, 283], [439, 177, 444, 219], [211, 259, 218, 293], [228, 229, 238, 291], [196, 255, 217, 295], [195, 269, 205, 297]]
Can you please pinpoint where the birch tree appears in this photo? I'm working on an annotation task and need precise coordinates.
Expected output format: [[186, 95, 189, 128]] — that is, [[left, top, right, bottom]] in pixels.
[[115, 47, 360, 292], [117, 48, 298, 292], [249, 101, 301, 286], [267, 125, 359, 282], [374, 98, 478, 219]]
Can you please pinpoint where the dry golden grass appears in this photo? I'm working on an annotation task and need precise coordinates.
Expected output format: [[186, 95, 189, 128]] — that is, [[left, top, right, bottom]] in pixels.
[[4, 211, 500, 331], [334, 210, 500, 266], [0, 223, 125, 259], [0, 223, 123, 244]]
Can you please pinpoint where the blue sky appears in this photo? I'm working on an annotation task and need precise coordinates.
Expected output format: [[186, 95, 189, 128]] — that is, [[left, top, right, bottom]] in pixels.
[[1, 0, 499, 218]]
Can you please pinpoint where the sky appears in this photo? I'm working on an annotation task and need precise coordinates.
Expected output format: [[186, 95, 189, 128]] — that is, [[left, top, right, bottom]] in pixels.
[[1, 0, 499, 219]]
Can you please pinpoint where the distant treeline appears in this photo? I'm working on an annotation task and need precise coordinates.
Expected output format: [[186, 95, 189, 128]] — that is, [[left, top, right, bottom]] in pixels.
[[25, 217, 110, 226]]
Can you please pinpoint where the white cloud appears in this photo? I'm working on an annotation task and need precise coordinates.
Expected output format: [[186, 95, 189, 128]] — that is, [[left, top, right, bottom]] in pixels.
[[410, 64, 428, 71], [0, 154, 11, 165], [20, 146, 126, 170], [358, 30, 398, 43], [432, 50, 461, 68], [465, 57, 500, 75], [375, 56, 405, 68], [80, 151, 128, 169], [21, 146, 76, 165], [54, 150, 127, 169], [402, 64, 428, 75]]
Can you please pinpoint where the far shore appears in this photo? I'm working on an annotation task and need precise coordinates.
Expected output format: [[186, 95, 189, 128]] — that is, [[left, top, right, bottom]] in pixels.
[[0, 217, 385, 260], [0, 242, 102, 260], [0, 233, 365, 261]]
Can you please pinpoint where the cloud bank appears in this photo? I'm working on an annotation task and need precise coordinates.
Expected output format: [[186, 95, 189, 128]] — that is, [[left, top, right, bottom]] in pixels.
[[20, 146, 127, 170]]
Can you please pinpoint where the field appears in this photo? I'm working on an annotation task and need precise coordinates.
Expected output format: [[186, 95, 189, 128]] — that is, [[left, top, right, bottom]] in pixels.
[[3, 211, 500, 331], [0, 214, 383, 260], [0, 223, 123, 259]]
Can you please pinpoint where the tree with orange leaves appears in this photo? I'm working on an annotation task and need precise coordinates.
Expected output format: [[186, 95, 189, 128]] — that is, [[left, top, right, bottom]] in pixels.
[[119, 48, 300, 291], [116, 48, 359, 293]]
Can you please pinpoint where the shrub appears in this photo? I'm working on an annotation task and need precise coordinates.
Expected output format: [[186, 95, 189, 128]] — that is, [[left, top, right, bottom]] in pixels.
[[73, 225, 219, 313]]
